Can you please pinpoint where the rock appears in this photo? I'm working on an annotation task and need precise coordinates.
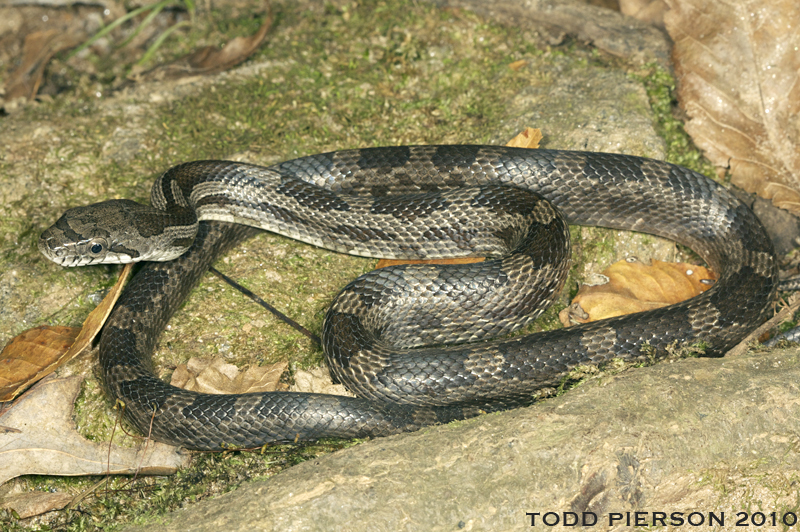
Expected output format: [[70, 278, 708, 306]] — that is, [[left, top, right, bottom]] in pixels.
[[121, 347, 800, 531], [0, 0, 789, 529]]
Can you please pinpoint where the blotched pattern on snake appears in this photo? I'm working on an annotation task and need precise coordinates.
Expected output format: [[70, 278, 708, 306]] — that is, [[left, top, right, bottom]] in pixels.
[[38, 145, 777, 450]]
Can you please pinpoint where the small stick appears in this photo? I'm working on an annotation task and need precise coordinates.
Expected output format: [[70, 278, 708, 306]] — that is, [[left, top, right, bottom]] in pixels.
[[209, 267, 322, 346], [726, 293, 800, 357]]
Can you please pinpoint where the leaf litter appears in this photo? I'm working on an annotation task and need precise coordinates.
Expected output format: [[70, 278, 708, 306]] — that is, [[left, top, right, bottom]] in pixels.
[[0, 264, 133, 402], [559, 258, 716, 325], [0, 374, 189, 486], [665, 0, 800, 212]]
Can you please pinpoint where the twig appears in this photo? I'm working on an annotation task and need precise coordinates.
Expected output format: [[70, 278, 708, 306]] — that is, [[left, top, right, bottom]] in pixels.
[[209, 267, 321, 346], [726, 293, 800, 357], [134, 407, 157, 482], [66, 477, 108, 511]]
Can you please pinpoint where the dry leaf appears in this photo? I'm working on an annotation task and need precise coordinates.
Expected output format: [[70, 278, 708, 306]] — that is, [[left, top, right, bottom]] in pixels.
[[134, 5, 274, 81], [0, 264, 133, 402], [375, 256, 485, 269], [0, 326, 81, 402], [0, 492, 73, 519], [290, 367, 353, 397], [506, 127, 543, 149], [665, 0, 800, 212], [68, 263, 134, 357], [0, 375, 189, 484], [559, 258, 716, 325], [2, 29, 82, 110], [170, 357, 288, 394]]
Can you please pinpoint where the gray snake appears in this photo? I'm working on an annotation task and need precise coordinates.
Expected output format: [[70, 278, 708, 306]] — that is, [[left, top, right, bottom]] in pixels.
[[39, 145, 778, 450]]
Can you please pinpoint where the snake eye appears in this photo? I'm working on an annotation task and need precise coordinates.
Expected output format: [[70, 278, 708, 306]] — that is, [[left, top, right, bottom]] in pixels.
[[90, 243, 103, 254]]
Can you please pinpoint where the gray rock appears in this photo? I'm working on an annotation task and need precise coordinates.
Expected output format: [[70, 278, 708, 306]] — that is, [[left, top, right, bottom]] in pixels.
[[122, 347, 800, 532], [435, 0, 672, 69], [0, 1, 788, 530]]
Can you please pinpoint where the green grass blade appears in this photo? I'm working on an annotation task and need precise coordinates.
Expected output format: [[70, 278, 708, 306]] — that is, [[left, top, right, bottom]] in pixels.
[[66, 2, 159, 60], [181, 0, 197, 24], [135, 20, 192, 67], [118, 0, 169, 48]]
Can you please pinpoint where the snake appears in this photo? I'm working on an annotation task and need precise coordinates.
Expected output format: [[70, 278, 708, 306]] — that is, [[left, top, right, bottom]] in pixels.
[[38, 145, 778, 451]]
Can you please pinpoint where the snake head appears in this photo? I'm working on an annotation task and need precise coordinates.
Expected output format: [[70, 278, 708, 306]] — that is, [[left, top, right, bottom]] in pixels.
[[39, 199, 197, 267]]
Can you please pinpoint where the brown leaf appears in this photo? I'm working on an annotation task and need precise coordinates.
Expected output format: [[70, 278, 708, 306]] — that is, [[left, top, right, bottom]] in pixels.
[[559, 258, 716, 326], [134, 4, 274, 82], [70, 264, 134, 356], [665, 0, 800, 212], [170, 357, 288, 394], [2, 29, 82, 109], [0, 375, 189, 484], [290, 367, 353, 397], [506, 127, 543, 149], [0, 492, 73, 519], [375, 257, 485, 269], [0, 326, 81, 402], [0, 264, 133, 402]]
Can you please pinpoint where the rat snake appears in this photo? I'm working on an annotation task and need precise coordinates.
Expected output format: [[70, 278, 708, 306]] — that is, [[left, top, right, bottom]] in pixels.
[[39, 145, 778, 450]]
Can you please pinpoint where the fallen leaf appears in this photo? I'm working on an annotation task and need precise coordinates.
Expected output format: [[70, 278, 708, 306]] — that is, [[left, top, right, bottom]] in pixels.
[[665, 0, 800, 212], [170, 357, 288, 394], [0, 492, 73, 519], [2, 29, 82, 111], [0, 326, 80, 402], [290, 367, 353, 397], [559, 258, 716, 325], [0, 264, 133, 402], [68, 263, 134, 355], [375, 256, 485, 269], [0, 375, 189, 484], [506, 127, 543, 149], [133, 4, 274, 81]]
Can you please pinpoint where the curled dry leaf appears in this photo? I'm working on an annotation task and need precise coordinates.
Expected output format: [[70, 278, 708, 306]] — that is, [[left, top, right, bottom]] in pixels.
[[559, 258, 716, 326], [665, 0, 800, 212], [133, 4, 274, 82], [0, 375, 188, 484], [0, 264, 133, 402], [0, 326, 80, 402], [505, 127, 543, 149], [170, 357, 288, 394], [290, 367, 353, 397]]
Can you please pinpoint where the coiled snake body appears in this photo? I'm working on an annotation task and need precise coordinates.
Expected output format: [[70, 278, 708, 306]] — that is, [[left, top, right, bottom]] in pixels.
[[39, 146, 778, 450]]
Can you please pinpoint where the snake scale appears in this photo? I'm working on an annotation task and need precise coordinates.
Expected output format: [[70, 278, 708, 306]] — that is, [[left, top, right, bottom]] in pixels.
[[39, 145, 778, 450]]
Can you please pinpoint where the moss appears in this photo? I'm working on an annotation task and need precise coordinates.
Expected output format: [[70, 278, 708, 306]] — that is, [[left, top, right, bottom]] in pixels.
[[551, 339, 708, 399], [554, 357, 632, 396], [130, 0, 557, 381], [0, 2, 572, 529], [1, 1, 730, 530], [631, 63, 717, 178], [150, 1, 543, 165], [665, 340, 707, 359]]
